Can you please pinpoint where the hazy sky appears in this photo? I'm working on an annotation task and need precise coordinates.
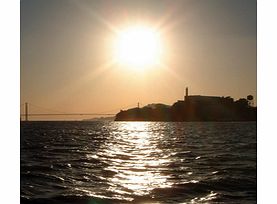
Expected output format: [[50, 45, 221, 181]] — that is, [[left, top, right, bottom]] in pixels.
[[21, 0, 256, 120]]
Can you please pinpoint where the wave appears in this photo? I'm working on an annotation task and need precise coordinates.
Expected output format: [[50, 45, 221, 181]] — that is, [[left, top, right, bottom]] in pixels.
[[21, 177, 256, 204]]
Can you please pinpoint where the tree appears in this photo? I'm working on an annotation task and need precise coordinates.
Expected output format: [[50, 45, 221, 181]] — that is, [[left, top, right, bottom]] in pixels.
[[247, 95, 254, 106]]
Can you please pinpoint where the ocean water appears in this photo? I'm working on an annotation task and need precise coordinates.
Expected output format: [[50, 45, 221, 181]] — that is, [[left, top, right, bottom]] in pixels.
[[21, 121, 256, 204]]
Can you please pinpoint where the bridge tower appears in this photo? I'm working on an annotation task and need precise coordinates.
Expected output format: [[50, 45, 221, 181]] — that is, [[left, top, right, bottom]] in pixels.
[[25, 102, 28, 121]]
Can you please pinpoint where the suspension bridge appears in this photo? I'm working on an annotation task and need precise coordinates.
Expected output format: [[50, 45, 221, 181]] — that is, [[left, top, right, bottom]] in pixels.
[[20, 102, 141, 121]]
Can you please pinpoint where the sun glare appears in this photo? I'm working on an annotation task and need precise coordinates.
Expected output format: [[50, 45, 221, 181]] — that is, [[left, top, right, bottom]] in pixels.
[[114, 26, 162, 69]]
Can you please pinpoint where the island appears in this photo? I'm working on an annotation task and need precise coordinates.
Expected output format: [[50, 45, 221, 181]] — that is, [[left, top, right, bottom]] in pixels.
[[115, 88, 256, 121]]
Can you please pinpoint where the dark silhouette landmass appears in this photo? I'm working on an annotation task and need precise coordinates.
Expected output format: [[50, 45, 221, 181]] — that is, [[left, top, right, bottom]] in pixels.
[[115, 89, 256, 121], [83, 116, 115, 121]]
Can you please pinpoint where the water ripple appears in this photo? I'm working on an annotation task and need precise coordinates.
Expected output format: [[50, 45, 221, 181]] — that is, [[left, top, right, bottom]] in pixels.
[[21, 121, 256, 203]]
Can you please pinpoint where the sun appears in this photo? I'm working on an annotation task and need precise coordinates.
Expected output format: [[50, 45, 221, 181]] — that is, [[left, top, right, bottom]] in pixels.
[[114, 26, 162, 69]]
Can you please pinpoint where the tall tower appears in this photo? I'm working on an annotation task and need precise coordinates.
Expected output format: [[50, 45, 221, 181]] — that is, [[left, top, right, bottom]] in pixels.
[[185, 87, 188, 101], [25, 102, 28, 121]]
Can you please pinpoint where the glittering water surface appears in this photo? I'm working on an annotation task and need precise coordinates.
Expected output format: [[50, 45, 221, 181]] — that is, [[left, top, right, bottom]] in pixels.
[[21, 122, 256, 203]]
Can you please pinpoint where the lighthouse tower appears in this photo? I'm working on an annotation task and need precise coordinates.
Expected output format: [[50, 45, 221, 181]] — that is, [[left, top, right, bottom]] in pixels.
[[185, 87, 188, 101]]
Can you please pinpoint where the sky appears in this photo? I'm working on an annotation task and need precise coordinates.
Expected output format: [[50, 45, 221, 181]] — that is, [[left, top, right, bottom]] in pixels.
[[20, 0, 257, 120]]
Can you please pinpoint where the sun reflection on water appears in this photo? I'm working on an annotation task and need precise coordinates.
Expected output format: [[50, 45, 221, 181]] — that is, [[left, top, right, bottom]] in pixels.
[[103, 122, 173, 197]]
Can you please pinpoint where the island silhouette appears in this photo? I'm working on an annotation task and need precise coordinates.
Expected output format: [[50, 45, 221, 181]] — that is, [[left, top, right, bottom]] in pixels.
[[115, 88, 256, 121]]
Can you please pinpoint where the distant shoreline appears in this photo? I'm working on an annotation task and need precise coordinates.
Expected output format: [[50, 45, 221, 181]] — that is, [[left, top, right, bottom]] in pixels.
[[21, 120, 257, 123]]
